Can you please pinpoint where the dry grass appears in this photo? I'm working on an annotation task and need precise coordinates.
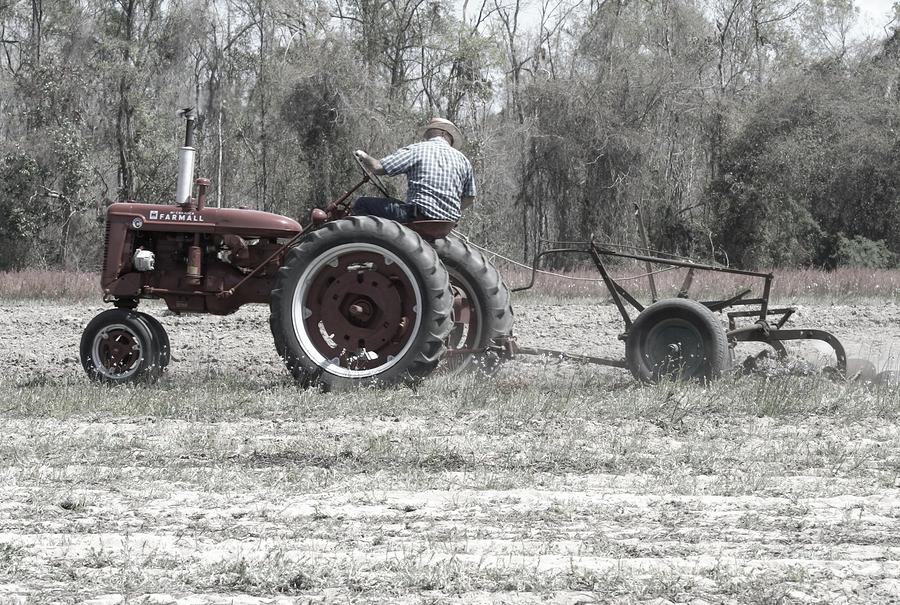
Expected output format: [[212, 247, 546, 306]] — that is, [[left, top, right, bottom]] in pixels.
[[1, 369, 900, 603], [5, 265, 899, 304], [0, 270, 97, 301]]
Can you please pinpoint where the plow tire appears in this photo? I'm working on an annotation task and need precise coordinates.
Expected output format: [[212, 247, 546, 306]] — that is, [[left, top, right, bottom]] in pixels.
[[626, 298, 729, 383], [80, 308, 163, 384], [431, 235, 514, 376], [270, 216, 453, 390]]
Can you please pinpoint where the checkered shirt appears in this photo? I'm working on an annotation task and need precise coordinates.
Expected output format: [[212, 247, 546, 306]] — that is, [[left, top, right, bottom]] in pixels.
[[379, 137, 475, 222]]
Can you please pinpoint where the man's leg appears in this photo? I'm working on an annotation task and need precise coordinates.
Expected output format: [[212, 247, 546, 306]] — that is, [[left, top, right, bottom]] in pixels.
[[352, 197, 414, 223]]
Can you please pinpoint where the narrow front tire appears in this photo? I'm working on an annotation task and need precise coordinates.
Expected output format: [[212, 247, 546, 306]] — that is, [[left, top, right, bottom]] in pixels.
[[80, 309, 162, 384]]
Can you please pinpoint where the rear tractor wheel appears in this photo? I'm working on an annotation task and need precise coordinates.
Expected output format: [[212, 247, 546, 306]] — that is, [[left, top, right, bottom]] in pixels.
[[270, 216, 454, 390], [625, 298, 730, 383], [431, 235, 514, 375], [80, 308, 163, 384]]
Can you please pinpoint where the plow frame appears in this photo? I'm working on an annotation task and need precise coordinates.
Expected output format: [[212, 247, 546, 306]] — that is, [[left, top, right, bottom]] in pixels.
[[506, 239, 847, 375]]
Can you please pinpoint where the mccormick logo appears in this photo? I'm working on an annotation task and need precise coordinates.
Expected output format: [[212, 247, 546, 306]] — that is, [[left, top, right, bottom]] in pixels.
[[148, 210, 205, 222]]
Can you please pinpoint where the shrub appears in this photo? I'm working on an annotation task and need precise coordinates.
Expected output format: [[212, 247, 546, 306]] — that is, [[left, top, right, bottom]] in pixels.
[[831, 234, 896, 269], [0, 152, 50, 270]]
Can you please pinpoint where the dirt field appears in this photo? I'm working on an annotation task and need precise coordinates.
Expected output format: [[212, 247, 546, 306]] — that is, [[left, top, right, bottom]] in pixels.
[[1, 299, 900, 603]]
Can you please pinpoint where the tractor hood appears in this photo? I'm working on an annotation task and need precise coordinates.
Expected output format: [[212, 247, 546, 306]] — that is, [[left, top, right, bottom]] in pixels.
[[108, 203, 303, 238]]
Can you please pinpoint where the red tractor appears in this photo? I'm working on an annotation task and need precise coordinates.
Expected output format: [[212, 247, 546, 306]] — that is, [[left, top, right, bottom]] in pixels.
[[81, 111, 514, 389]]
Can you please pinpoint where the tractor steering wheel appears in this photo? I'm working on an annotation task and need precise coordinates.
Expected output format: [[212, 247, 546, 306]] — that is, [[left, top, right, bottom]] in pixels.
[[354, 152, 393, 199]]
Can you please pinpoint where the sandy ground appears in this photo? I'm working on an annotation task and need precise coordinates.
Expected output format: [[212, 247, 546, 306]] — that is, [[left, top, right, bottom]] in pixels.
[[0, 300, 899, 603]]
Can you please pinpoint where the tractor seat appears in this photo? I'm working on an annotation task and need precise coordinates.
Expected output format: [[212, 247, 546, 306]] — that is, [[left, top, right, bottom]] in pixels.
[[406, 220, 456, 240]]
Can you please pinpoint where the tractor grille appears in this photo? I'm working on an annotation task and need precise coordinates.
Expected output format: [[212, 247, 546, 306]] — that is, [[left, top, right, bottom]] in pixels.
[[101, 220, 112, 281]]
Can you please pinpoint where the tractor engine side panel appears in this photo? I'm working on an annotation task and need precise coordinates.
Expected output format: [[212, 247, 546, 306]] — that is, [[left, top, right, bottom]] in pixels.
[[100, 203, 301, 315], [147, 233, 284, 314]]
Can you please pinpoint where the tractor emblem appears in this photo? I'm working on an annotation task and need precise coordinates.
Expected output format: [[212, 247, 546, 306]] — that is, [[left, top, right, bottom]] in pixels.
[[148, 210, 205, 222]]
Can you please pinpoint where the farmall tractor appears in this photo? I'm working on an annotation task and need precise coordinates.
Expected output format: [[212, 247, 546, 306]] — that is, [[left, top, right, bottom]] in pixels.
[[81, 111, 513, 389]]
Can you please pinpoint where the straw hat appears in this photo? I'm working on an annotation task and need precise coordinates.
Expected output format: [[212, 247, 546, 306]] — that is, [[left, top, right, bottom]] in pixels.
[[419, 117, 464, 149]]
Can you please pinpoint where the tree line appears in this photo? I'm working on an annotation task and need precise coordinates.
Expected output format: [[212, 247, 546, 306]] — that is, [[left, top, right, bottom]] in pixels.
[[0, 0, 898, 272]]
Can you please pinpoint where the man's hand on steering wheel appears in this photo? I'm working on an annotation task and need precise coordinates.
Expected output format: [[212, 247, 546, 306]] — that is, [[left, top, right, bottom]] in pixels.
[[354, 150, 393, 199]]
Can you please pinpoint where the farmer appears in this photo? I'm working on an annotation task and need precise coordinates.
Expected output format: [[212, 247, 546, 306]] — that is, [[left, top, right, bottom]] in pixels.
[[352, 117, 475, 223]]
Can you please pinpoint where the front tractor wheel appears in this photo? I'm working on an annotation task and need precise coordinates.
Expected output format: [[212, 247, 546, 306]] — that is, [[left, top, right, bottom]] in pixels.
[[625, 298, 730, 383], [137, 312, 171, 368], [270, 216, 453, 390], [80, 309, 163, 384]]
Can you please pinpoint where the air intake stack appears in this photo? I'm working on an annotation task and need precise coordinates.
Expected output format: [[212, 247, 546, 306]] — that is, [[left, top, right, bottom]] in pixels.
[[176, 108, 197, 210]]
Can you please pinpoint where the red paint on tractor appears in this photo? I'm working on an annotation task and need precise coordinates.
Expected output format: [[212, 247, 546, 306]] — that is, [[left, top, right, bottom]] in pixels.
[[107, 203, 302, 237], [101, 202, 302, 315]]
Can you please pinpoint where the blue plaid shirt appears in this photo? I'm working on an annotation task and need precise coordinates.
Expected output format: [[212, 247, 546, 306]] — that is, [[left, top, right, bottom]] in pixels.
[[380, 137, 476, 222]]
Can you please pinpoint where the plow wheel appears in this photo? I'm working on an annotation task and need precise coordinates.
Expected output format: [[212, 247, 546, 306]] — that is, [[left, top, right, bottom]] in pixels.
[[626, 298, 730, 383], [270, 216, 453, 390], [80, 309, 163, 384], [431, 236, 514, 376]]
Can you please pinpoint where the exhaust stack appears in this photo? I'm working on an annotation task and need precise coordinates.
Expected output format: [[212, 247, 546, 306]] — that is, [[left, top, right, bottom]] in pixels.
[[176, 108, 196, 209]]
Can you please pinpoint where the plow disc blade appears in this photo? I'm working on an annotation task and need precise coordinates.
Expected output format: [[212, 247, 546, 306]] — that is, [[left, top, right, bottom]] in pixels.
[[730, 327, 847, 376]]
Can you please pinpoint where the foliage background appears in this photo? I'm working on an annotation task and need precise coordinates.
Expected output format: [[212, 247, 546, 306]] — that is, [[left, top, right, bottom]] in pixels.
[[0, 0, 898, 271]]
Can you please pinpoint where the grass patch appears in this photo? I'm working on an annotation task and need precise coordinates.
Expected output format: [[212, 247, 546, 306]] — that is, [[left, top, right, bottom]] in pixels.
[[0, 270, 97, 301], [2, 371, 898, 498], [3, 369, 899, 423]]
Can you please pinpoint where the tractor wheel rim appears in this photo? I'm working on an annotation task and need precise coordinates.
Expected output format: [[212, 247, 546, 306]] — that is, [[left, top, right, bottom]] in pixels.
[[445, 270, 483, 372], [644, 318, 705, 377], [291, 242, 423, 379], [91, 323, 144, 379]]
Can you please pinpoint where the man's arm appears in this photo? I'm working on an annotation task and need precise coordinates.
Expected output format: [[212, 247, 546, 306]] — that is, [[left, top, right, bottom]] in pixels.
[[354, 150, 387, 176], [461, 196, 475, 211]]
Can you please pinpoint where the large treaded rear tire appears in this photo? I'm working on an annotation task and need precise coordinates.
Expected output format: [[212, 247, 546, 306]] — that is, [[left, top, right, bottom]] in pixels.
[[626, 298, 729, 383], [270, 216, 453, 390], [431, 235, 514, 376]]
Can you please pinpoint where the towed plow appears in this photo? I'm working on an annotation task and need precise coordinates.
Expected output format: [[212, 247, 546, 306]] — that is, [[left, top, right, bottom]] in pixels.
[[488, 237, 847, 382]]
